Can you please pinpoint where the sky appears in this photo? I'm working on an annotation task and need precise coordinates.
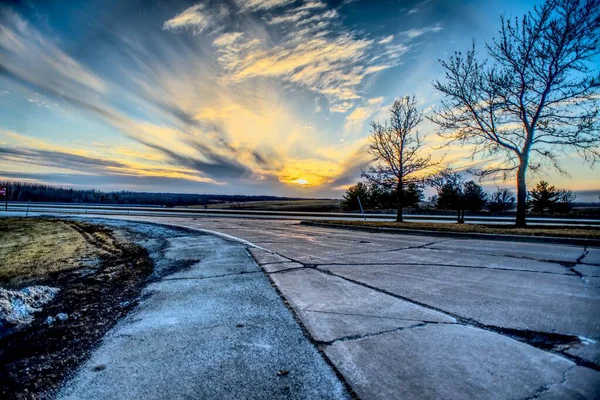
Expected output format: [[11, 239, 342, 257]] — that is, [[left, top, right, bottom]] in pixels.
[[0, 0, 598, 200]]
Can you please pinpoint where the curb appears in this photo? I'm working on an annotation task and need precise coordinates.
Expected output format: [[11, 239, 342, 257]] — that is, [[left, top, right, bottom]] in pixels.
[[300, 221, 600, 247]]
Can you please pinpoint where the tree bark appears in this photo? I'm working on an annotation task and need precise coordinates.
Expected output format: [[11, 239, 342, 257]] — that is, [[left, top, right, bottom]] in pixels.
[[516, 162, 528, 227], [396, 179, 403, 222], [457, 209, 465, 224]]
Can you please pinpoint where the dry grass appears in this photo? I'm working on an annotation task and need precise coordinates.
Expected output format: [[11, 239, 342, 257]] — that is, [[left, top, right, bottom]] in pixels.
[[309, 220, 600, 239], [189, 199, 342, 212], [0, 218, 97, 285]]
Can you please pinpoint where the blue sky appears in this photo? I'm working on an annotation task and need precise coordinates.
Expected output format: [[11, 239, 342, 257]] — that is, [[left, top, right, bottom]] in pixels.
[[1, 0, 598, 200]]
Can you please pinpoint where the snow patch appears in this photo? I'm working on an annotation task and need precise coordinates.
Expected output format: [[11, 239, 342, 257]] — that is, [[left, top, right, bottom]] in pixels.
[[0, 286, 59, 328]]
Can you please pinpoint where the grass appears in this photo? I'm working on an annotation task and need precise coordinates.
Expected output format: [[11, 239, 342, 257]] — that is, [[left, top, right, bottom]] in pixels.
[[0, 218, 100, 285], [187, 199, 342, 212], [307, 220, 600, 239]]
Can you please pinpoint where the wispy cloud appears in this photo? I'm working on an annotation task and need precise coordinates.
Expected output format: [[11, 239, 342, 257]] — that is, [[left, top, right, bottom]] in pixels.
[[0, 10, 104, 100], [206, 1, 399, 112], [402, 24, 443, 39], [236, 0, 297, 12], [344, 97, 385, 135], [163, 2, 229, 34]]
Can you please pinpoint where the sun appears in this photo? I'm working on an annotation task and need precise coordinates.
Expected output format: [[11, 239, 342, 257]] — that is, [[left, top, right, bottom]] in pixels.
[[292, 178, 310, 186]]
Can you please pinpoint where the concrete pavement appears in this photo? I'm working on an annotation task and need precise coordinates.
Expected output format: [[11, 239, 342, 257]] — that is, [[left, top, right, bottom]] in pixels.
[[58, 220, 349, 400], [43, 216, 600, 398]]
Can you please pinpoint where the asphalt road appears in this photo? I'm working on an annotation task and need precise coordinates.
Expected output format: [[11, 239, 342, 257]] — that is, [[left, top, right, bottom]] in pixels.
[[52, 215, 599, 399], [5, 202, 600, 226]]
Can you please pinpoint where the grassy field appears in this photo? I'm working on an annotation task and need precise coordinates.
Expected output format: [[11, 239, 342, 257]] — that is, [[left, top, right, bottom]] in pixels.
[[186, 199, 342, 212], [0, 218, 100, 286], [307, 220, 600, 239]]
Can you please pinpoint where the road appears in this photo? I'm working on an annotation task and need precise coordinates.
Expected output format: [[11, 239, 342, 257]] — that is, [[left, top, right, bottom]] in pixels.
[[58, 220, 348, 399], [59, 215, 600, 399], [4, 202, 600, 226]]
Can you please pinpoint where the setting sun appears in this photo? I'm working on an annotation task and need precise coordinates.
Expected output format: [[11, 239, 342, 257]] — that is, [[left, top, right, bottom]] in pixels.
[[292, 178, 310, 186]]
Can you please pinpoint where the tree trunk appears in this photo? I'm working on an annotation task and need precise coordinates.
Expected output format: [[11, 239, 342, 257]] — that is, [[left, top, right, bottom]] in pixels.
[[516, 161, 528, 227], [396, 179, 403, 222]]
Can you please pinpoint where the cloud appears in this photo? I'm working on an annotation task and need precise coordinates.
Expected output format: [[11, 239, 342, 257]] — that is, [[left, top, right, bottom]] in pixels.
[[267, 9, 311, 24], [0, 140, 218, 184], [297, 1, 327, 11], [213, 32, 245, 46], [140, 140, 253, 180], [204, 1, 402, 112], [0, 10, 105, 101], [402, 24, 443, 39], [378, 35, 394, 45], [216, 29, 391, 111], [163, 2, 229, 35], [236, 0, 297, 11], [0, 146, 127, 172], [0, 3, 416, 196], [344, 96, 385, 135]]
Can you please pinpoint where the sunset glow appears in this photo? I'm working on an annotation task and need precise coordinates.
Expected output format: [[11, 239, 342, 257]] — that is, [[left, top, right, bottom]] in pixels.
[[0, 0, 598, 199]]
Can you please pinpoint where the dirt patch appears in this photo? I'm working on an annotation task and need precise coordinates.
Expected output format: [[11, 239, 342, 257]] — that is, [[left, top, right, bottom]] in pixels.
[[0, 218, 153, 399]]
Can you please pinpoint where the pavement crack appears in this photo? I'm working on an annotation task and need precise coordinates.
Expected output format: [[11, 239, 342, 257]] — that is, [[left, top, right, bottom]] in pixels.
[[419, 245, 588, 267], [328, 239, 451, 258], [301, 309, 454, 324], [260, 261, 297, 266], [267, 266, 309, 274], [317, 268, 599, 371], [576, 247, 589, 264], [524, 364, 576, 400], [317, 262, 574, 276], [318, 323, 430, 346]]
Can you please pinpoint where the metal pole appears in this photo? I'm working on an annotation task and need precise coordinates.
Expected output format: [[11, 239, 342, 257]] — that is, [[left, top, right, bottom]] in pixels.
[[357, 196, 367, 221], [85, 202, 88, 214], [25, 201, 30, 218]]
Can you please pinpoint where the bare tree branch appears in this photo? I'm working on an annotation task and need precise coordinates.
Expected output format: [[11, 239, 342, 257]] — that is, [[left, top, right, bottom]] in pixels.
[[430, 0, 600, 226]]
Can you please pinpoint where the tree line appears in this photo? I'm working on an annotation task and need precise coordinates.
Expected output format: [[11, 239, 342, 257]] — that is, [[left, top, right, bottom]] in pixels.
[[343, 176, 576, 222], [355, 0, 599, 226], [0, 181, 299, 207]]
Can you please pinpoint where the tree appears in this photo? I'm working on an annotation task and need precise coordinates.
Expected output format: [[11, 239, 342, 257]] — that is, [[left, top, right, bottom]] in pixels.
[[431, 0, 600, 227], [529, 181, 559, 214], [365, 96, 435, 222], [341, 182, 370, 211], [488, 188, 516, 214], [341, 180, 422, 211], [463, 181, 488, 212], [554, 189, 576, 213], [429, 170, 487, 223], [403, 182, 424, 208]]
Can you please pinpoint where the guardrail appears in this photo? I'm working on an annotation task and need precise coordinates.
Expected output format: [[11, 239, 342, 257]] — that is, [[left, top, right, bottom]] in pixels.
[[3, 202, 599, 227]]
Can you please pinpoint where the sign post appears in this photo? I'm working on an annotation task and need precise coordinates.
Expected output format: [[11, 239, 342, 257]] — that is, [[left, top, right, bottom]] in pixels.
[[357, 196, 367, 221], [0, 187, 6, 212]]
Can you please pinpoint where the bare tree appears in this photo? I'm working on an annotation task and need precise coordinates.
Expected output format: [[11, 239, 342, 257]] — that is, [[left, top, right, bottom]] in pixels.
[[431, 0, 600, 227], [365, 96, 435, 222]]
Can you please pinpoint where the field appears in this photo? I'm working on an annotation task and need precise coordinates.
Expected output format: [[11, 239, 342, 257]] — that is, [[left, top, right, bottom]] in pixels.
[[0, 218, 102, 286], [308, 220, 600, 239], [187, 199, 342, 212]]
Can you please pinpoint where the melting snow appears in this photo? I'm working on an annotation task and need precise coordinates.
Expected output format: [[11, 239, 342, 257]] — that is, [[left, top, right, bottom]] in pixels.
[[0, 286, 59, 328]]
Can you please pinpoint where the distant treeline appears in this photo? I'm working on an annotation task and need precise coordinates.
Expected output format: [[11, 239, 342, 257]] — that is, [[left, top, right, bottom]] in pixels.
[[0, 181, 299, 206]]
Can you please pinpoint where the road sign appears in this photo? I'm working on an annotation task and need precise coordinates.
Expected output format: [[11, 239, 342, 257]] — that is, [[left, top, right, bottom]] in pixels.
[[0, 188, 6, 196]]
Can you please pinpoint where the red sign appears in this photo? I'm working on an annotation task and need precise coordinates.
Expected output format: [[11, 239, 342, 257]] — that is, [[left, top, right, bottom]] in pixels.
[[0, 188, 5, 196]]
